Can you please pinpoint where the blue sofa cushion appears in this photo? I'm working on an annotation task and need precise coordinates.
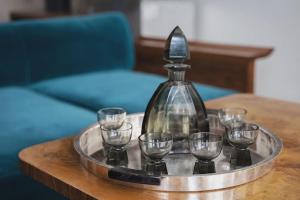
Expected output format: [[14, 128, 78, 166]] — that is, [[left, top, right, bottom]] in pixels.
[[0, 12, 134, 86], [30, 70, 236, 113], [0, 87, 95, 178]]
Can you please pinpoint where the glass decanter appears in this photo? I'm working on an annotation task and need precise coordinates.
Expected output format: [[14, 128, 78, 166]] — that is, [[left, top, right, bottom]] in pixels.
[[141, 26, 209, 152]]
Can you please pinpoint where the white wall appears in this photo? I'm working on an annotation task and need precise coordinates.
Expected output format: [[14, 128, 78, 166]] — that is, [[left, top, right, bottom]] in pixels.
[[141, 0, 300, 102], [141, 0, 197, 39], [197, 0, 300, 102], [0, 0, 44, 22]]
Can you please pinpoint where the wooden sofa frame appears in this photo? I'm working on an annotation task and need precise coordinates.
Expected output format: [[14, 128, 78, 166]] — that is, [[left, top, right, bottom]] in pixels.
[[135, 37, 273, 93]]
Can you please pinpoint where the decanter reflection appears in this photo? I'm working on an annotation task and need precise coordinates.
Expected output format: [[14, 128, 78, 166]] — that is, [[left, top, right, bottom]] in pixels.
[[141, 26, 209, 152]]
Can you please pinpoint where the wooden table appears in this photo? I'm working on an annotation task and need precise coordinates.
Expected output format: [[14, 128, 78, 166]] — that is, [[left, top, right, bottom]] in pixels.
[[19, 94, 300, 200]]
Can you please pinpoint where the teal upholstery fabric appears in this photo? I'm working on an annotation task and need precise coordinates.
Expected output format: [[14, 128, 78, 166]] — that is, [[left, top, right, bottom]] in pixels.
[[31, 70, 236, 113], [0, 87, 95, 176], [0, 87, 95, 199], [0, 12, 134, 86]]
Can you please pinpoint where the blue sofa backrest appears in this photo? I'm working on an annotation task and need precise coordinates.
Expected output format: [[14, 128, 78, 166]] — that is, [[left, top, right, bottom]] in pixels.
[[0, 12, 134, 86]]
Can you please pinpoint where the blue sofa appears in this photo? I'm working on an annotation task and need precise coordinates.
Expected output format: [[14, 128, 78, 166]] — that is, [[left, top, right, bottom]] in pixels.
[[0, 12, 235, 199]]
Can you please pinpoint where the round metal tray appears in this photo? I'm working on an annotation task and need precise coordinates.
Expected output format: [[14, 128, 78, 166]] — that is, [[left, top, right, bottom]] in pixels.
[[74, 112, 282, 192]]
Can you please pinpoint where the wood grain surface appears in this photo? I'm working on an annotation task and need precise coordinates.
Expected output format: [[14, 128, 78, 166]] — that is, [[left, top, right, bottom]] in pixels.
[[19, 94, 300, 200]]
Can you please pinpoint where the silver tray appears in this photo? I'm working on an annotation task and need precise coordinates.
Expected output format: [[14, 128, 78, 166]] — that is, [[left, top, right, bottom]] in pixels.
[[74, 111, 282, 192]]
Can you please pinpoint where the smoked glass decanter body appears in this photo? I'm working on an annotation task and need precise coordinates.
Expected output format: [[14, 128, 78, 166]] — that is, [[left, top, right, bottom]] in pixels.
[[141, 26, 209, 152]]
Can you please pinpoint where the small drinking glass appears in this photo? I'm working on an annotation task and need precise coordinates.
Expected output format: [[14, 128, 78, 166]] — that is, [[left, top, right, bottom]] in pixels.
[[139, 133, 173, 175], [227, 123, 259, 150], [97, 107, 126, 130], [218, 107, 247, 146], [227, 122, 259, 166], [189, 132, 223, 161], [218, 107, 247, 126], [100, 122, 132, 150], [189, 132, 223, 174], [139, 133, 173, 163]]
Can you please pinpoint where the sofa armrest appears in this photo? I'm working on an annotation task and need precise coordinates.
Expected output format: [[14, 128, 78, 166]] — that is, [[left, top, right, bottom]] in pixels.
[[134, 37, 273, 93]]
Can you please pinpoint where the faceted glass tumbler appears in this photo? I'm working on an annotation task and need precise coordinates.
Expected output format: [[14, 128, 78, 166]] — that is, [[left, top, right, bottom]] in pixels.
[[97, 107, 126, 130], [138, 133, 173, 163], [218, 107, 247, 126], [188, 132, 223, 161], [100, 122, 132, 150], [227, 123, 259, 150]]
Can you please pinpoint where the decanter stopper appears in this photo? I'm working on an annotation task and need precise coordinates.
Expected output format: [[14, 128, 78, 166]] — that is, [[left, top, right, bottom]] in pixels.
[[164, 26, 190, 64]]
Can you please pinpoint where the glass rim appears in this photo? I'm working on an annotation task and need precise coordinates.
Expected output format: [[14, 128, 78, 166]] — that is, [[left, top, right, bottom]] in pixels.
[[230, 123, 260, 132], [138, 133, 173, 143], [100, 122, 132, 131], [97, 107, 126, 115], [220, 107, 248, 115]]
